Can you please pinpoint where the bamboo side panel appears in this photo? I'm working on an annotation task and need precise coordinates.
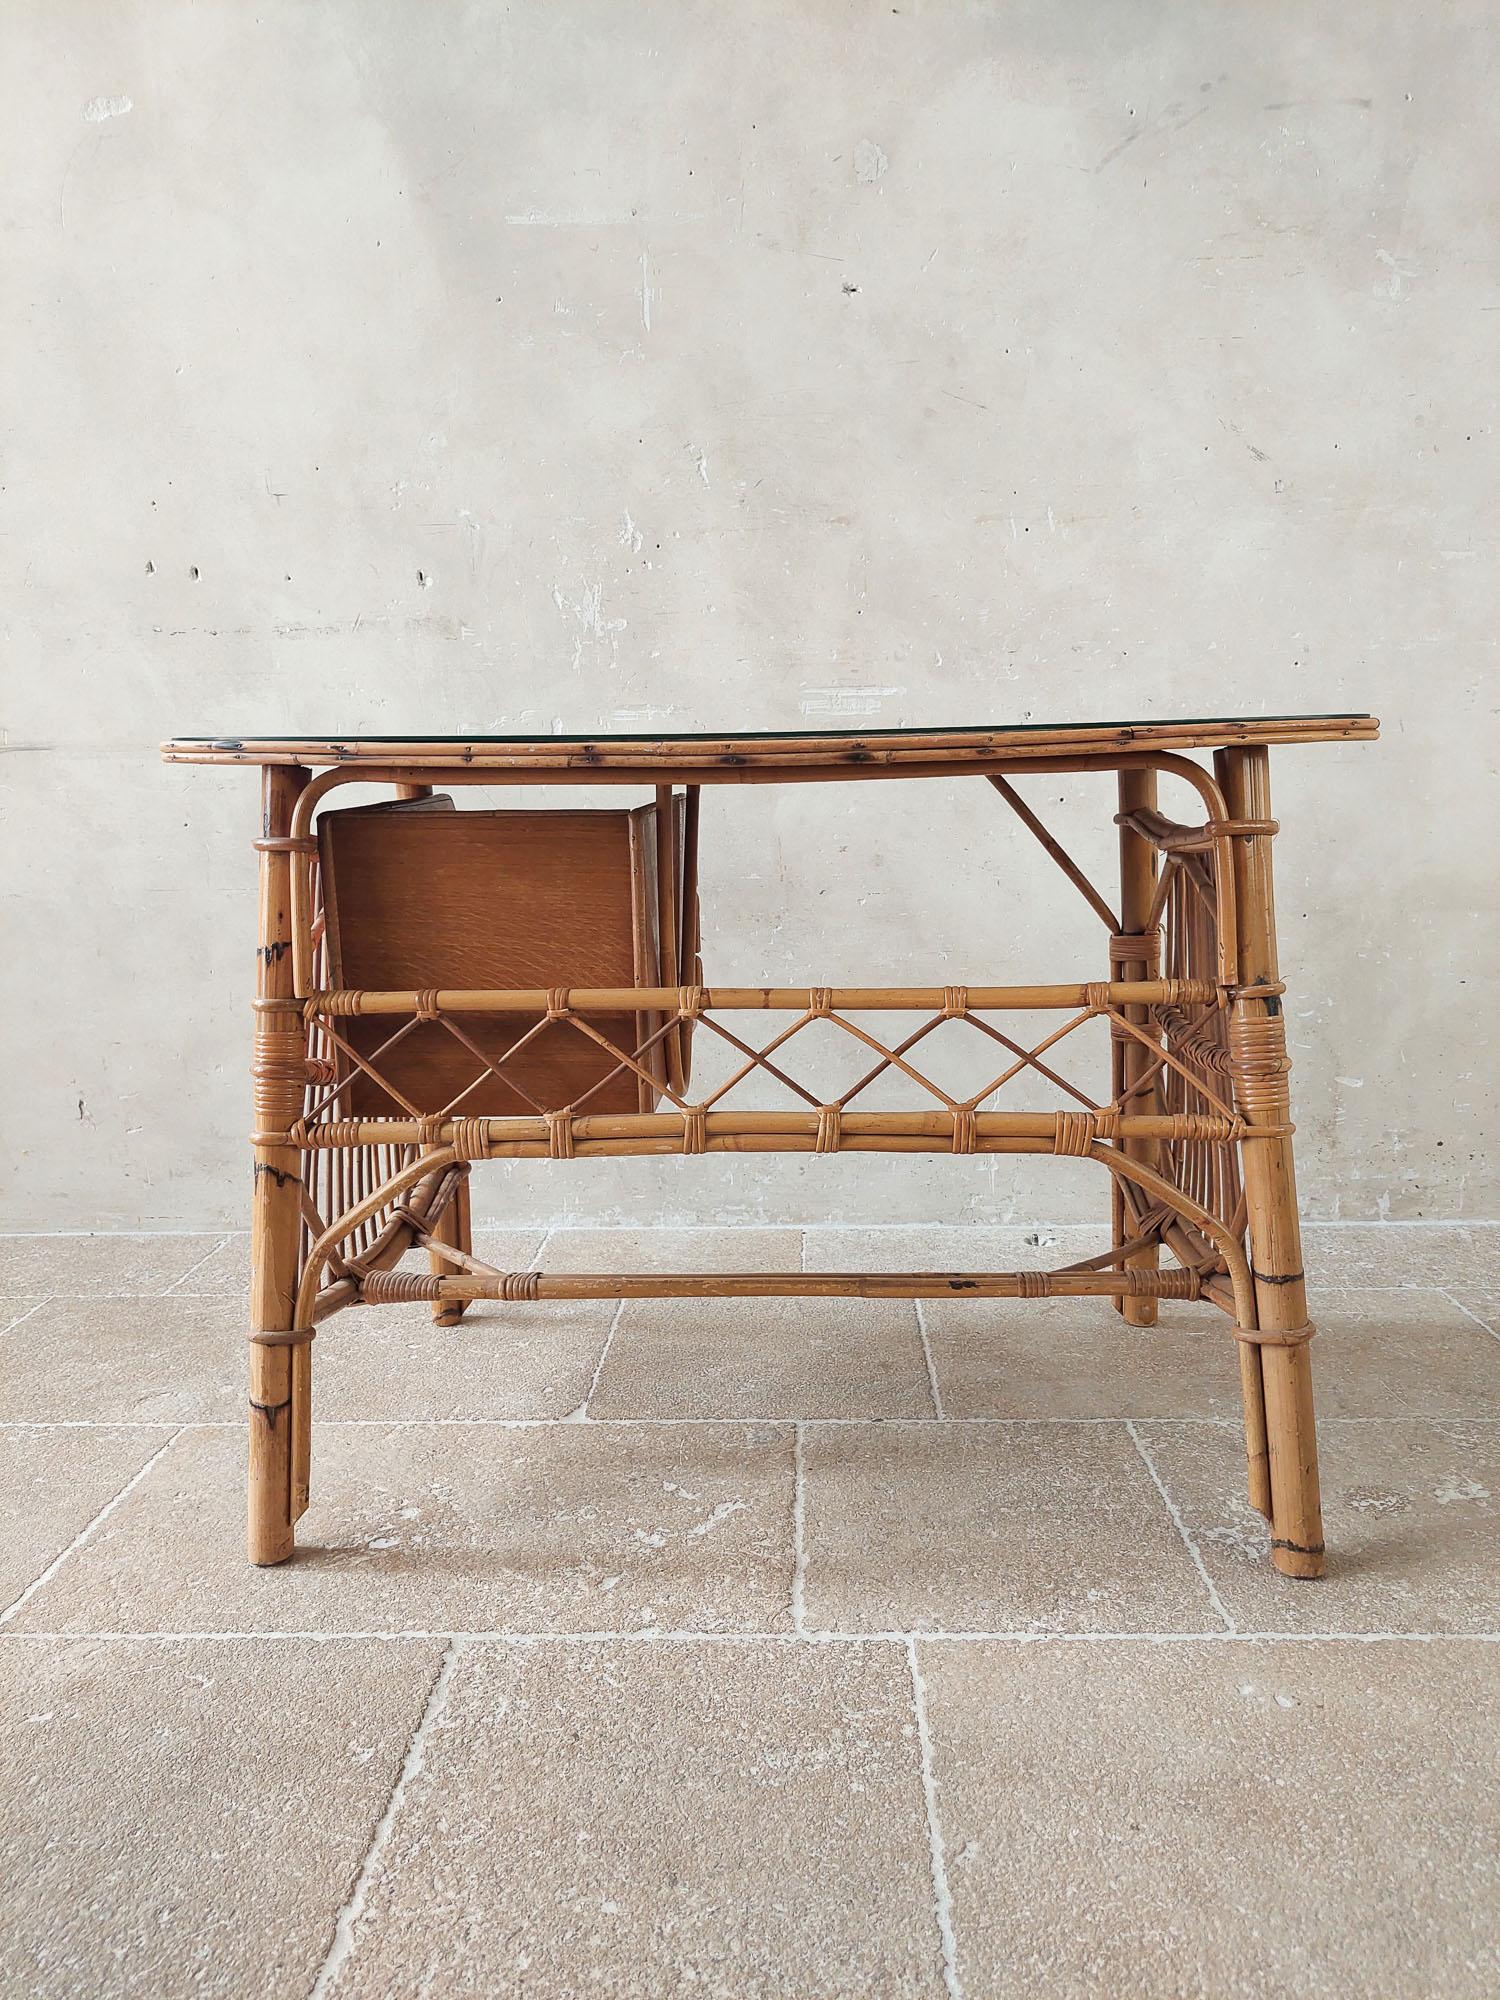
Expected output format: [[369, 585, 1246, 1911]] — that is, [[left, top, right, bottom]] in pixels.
[[301, 861, 418, 1266], [1115, 767, 1163, 1325], [1161, 865, 1244, 1242]]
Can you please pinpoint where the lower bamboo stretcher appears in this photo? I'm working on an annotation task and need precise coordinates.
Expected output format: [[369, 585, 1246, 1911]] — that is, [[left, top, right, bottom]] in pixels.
[[314, 1267, 1207, 1312]]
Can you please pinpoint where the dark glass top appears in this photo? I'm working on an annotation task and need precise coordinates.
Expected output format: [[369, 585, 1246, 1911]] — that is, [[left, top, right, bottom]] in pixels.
[[176, 715, 1368, 746]]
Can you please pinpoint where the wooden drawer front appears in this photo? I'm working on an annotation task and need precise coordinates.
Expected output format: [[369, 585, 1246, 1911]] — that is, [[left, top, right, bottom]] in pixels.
[[319, 804, 671, 1116]]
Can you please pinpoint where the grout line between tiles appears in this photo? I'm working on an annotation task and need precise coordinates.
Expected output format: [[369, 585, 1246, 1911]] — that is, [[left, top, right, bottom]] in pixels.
[[913, 1301, 945, 1419], [565, 1297, 625, 1421], [4, 1628, 1496, 1647], [791, 1423, 808, 1633], [7, 1222, 1498, 1239], [309, 1637, 462, 1999], [0, 1428, 185, 1627], [1310, 1285, 1467, 1294], [1124, 1419, 1236, 1633], [0, 1230, 235, 1241], [7, 1414, 1500, 1432], [0, 1299, 50, 1340], [3, 1421, 193, 1431], [906, 1637, 964, 2000], [1440, 1287, 1500, 1347], [160, 1235, 234, 1296]]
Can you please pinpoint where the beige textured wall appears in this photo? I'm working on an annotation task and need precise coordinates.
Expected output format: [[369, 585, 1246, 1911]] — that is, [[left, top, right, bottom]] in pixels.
[[3, 1, 1495, 1230]]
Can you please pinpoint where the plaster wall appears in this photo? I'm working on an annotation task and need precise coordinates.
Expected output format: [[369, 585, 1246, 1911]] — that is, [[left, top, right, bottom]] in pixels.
[[2, 1, 1495, 1228]]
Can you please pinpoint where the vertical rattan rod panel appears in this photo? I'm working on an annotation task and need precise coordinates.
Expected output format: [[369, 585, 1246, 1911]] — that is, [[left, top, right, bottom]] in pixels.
[[1115, 767, 1162, 1324]]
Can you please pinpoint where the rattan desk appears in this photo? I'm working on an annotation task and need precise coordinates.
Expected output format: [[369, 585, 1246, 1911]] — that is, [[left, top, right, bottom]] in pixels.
[[163, 716, 1379, 1575]]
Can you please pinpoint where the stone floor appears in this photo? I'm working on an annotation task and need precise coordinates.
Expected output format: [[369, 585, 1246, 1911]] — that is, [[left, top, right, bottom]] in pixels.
[[1, 1222, 1496, 1998]]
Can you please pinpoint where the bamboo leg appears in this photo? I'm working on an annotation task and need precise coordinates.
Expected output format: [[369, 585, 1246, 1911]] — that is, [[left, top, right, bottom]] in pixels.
[[429, 1163, 472, 1326], [1235, 1337, 1273, 1526], [1220, 746, 1324, 1578], [1215, 763, 1272, 1523], [1115, 769, 1161, 1322], [249, 762, 312, 1565]]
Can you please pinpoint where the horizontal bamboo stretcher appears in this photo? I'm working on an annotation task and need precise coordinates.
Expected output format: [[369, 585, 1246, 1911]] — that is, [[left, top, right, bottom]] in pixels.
[[302, 979, 1216, 1014], [282, 1111, 1254, 1153], [161, 719, 1379, 1580], [346, 1268, 1207, 1306]]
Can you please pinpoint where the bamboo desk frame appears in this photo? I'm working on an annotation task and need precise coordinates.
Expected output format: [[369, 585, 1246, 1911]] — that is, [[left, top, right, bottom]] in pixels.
[[163, 717, 1379, 1575]]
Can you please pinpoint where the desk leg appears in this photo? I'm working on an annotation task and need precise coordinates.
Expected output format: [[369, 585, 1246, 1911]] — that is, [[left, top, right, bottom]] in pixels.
[[430, 1165, 472, 1325], [1220, 746, 1325, 1579], [249, 763, 311, 1565]]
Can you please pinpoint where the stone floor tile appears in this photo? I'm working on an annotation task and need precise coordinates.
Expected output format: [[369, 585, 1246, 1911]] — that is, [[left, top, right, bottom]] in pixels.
[[0, 1427, 169, 1612], [322, 1639, 943, 1998], [422, 1226, 547, 1279], [589, 1295, 934, 1420], [0, 1299, 243, 1424], [1309, 1290, 1500, 1415], [168, 1229, 546, 1300], [160, 1232, 251, 1297], [12, 1422, 795, 1637], [542, 1225, 804, 1272], [919, 1636, 1499, 2000], [801, 1422, 1216, 1633], [1140, 1418, 1500, 1632], [0, 1635, 444, 1999], [922, 1296, 1242, 1420], [1446, 1286, 1499, 1335], [804, 1224, 1107, 1273], [922, 1288, 1500, 1421], [1300, 1223, 1497, 1289], [315, 1298, 616, 1420], [0, 1233, 229, 1297], [0, 1299, 47, 1335]]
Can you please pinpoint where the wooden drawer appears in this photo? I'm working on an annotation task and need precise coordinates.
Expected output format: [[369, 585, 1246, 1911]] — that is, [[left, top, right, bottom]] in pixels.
[[318, 795, 694, 1117]]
